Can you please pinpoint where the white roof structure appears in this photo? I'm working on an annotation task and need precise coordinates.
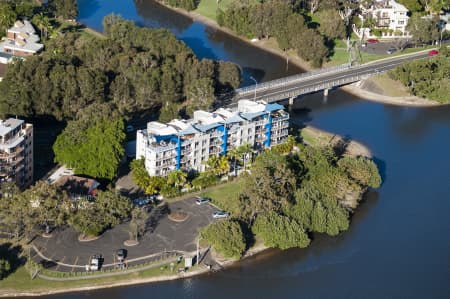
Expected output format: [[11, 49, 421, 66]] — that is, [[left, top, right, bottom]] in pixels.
[[0, 20, 44, 55], [0, 118, 24, 137]]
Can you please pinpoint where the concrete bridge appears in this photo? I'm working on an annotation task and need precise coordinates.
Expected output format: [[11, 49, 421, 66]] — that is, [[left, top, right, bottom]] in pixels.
[[231, 50, 433, 104]]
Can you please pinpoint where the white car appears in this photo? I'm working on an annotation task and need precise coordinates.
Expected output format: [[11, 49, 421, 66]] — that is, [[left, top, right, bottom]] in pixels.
[[195, 197, 210, 205], [213, 211, 229, 219]]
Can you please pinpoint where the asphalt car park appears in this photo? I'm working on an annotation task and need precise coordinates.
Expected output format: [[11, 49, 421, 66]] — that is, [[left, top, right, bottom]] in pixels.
[[32, 197, 217, 272]]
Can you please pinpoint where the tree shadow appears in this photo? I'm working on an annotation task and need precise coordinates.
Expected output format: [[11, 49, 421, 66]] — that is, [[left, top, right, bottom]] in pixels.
[[0, 243, 26, 279], [145, 203, 169, 233]]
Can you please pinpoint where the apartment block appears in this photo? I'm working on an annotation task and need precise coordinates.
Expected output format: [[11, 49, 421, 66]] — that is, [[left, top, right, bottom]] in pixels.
[[0, 20, 44, 57], [0, 118, 33, 187], [136, 100, 289, 176]]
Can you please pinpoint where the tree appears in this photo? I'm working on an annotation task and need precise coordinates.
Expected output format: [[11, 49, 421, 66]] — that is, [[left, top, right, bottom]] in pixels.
[[129, 207, 149, 242], [317, 9, 346, 40], [0, 3, 16, 38], [70, 190, 131, 237], [337, 156, 382, 188], [253, 212, 310, 250], [406, 15, 440, 45], [53, 117, 126, 180], [24, 181, 70, 235], [50, 0, 78, 20], [185, 77, 215, 114], [32, 13, 52, 39], [240, 151, 297, 222], [130, 158, 152, 190], [0, 187, 33, 238], [166, 169, 188, 188], [292, 28, 329, 67], [201, 220, 246, 260], [204, 155, 229, 176]]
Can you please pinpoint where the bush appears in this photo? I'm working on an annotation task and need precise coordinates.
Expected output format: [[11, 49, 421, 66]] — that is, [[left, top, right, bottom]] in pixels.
[[201, 220, 246, 260], [337, 156, 382, 188]]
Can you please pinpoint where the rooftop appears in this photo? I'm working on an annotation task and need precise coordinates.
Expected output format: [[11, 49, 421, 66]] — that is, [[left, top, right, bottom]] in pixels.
[[0, 118, 24, 137], [55, 175, 100, 197], [140, 100, 287, 140], [0, 19, 43, 54]]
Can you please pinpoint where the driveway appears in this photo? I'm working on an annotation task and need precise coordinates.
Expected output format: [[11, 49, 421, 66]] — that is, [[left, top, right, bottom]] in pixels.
[[32, 197, 218, 272]]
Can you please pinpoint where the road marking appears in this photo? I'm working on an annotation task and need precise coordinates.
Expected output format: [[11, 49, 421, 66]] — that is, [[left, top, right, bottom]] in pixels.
[[55, 256, 65, 271], [71, 256, 79, 272]]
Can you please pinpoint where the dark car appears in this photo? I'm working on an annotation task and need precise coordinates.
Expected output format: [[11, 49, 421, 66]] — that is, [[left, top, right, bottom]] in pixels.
[[195, 197, 210, 205], [116, 249, 127, 262], [386, 47, 396, 54], [133, 196, 155, 207]]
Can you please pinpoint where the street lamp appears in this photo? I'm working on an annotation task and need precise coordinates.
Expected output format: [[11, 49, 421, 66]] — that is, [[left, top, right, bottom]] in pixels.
[[249, 76, 257, 101]]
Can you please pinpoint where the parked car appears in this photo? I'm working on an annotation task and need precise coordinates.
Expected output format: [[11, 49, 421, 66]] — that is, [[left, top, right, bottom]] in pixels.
[[386, 47, 397, 54], [213, 210, 229, 219], [126, 125, 134, 133], [87, 254, 102, 271], [428, 50, 439, 56], [367, 38, 379, 44], [116, 249, 127, 262], [132, 196, 155, 207], [195, 197, 210, 205]]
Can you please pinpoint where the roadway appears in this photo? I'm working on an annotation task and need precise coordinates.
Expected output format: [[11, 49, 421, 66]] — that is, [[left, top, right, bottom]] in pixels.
[[233, 50, 433, 102]]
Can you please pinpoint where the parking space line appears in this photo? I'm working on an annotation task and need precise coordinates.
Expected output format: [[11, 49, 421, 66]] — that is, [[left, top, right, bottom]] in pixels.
[[55, 256, 65, 271], [71, 256, 79, 272]]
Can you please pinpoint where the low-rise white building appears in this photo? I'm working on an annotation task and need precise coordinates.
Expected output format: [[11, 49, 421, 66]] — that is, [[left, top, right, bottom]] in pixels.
[[136, 100, 289, 176]]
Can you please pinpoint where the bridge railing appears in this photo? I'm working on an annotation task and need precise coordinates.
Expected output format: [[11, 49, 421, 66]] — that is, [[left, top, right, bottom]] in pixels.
[[236, 63, 352, 96]]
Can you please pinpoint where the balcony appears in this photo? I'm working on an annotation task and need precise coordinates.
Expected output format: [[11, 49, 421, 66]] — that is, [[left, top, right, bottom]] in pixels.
[[209, 131, 223, 138]]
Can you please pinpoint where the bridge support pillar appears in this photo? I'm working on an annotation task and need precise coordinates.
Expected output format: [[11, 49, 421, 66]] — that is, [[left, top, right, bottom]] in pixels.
[[323, 88, 329, 96], [288, 97, 295, 106]]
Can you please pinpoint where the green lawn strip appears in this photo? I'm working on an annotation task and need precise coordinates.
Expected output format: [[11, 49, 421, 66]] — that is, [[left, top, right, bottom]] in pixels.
[[195, 0, 257, 21], [200, 178, 244, 215], [0, 261, 190, 293]]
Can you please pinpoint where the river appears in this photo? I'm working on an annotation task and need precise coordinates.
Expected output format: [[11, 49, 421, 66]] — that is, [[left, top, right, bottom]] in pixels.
[[41, 1, 450, 298]]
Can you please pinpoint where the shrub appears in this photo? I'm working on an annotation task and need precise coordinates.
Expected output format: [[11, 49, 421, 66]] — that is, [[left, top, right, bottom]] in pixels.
[[201, 220, 246, 260]]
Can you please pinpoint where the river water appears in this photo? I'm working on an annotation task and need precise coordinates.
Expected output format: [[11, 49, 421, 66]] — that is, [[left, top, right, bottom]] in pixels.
[[40, 1, 450, 298]]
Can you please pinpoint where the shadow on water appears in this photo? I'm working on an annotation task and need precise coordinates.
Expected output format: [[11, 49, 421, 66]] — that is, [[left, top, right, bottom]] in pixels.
[[134, 0, 193, 33], [77, 0, 101, 20], [372, 156, 387, 185], [179, 37, 218, 60]]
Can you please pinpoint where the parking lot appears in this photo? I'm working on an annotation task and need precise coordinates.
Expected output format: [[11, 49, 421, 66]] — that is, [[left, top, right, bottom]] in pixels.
[[32, 197, 219, 272]]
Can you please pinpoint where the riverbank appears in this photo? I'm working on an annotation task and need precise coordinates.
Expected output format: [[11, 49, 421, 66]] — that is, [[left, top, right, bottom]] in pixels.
[[152, 0, 442, 107]]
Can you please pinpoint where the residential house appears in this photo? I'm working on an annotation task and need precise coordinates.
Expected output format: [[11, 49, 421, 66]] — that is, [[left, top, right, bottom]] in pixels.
[[358, 0, 410, 38], [0, 20, 44, 57]]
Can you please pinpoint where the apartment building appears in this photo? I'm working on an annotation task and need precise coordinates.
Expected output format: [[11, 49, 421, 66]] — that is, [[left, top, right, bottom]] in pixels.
[[0, 20, 44, 57], [0, 118, 33, 187], [136, 100, 289, 176]]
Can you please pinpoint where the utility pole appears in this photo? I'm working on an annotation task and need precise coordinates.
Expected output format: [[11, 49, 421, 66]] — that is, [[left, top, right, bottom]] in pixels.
[[196, 236, 200, 265]]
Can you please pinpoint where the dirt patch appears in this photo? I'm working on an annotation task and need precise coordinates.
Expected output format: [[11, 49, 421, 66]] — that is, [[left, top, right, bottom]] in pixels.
[[168, 211, 189, 222]]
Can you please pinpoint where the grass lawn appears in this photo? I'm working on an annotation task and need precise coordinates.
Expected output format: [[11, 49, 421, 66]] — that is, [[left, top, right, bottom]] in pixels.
[[0, 261, 183, 294], [200, 178, 244, 215], [195, 0, 236, 21]]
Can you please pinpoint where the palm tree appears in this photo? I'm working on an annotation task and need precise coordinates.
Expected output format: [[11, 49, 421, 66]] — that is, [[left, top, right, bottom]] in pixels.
[[204, 155, 229, 176], [237, 143, 253, 170], [32, 13, 52, 39], [167, 169, 187, 188], [227, 147, 240, 176]]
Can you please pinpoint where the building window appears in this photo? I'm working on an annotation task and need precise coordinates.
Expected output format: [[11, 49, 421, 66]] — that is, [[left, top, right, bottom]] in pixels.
[[398, 20, 404, 25]]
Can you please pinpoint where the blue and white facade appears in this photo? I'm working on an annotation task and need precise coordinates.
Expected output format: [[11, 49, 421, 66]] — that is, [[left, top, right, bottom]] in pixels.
[[136, 100, 289, 176]]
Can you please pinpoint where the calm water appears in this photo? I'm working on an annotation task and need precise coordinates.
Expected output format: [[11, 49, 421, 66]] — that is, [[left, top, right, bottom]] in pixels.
[[41, 1, 450, 298]]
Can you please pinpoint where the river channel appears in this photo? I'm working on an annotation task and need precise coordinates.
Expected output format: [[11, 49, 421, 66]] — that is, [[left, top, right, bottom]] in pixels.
[[39, 1, 450, 298]]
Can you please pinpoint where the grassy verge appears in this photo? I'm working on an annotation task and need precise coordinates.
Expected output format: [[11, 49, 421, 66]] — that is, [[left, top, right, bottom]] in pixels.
[[200, 178, 244, 215], [194, 0, 235, 21], [0, 261, 190, 294]]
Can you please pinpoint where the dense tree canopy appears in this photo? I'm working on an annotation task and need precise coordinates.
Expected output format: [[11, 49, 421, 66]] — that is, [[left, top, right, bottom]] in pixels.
[[0, 15, 241, 121], [53, 117, 126, 180], [49, 0, 78, 19], [201, 219, 246, 259]]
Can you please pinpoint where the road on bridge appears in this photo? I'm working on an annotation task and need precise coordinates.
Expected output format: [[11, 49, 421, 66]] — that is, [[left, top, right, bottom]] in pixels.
[[233, 51, 432, 103]]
